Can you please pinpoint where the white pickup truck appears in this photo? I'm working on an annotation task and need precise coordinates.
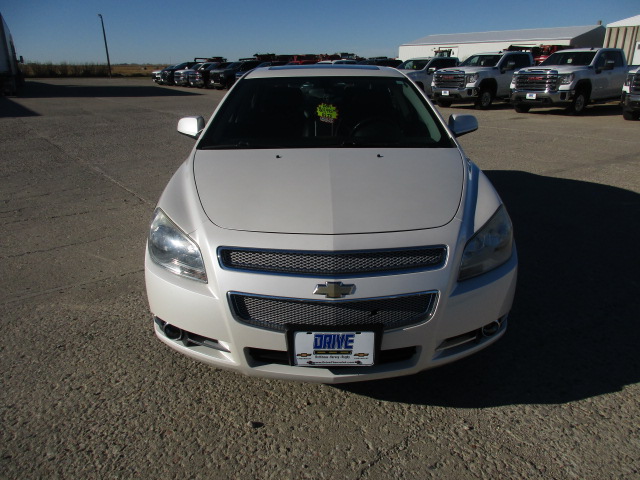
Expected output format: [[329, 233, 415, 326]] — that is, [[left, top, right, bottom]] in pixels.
[[510, 48, 629, 115], [397, 56, 459, 95], [622, 66, 640, 120], [432, 51, 533, 109]]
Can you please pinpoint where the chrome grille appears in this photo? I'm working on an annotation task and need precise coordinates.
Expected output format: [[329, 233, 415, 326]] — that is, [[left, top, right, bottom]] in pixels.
[[218, 246, 447, 277], [228, 292, 438, 332], [434, 71, 465, 88], [514, 72, 558, 92]]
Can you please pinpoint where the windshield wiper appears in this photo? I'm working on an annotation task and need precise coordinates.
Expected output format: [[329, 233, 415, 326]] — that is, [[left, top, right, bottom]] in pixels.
[[340, 139, 401, 148], [199, 140, 285, 150]]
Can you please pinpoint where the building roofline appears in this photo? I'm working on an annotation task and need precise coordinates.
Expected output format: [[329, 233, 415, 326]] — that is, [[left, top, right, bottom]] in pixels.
[[401, 25, 604, 47]]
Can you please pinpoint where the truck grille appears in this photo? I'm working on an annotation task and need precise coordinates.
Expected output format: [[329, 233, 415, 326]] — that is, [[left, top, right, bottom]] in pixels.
[[218, 246, 447, 277], [514, 72, 558, 92], [434, 71, 465, 88], [228, 292, 439, 332]]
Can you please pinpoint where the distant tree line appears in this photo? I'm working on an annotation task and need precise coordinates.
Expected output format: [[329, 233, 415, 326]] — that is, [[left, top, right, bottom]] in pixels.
[[20, 63, 162, 78]]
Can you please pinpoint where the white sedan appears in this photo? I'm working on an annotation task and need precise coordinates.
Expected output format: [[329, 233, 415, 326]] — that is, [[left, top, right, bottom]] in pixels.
[[145, 65, 517, 383]]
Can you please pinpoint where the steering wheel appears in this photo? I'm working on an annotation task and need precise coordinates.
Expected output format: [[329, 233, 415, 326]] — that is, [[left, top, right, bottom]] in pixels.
[[349, 117, 402, 139]]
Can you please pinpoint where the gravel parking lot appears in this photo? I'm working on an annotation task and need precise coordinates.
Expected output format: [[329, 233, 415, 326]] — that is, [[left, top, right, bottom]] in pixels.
[[1, 77, 639, 479]]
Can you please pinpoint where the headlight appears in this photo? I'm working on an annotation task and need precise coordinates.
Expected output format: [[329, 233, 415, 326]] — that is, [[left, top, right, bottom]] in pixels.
[[558, 73, 574, 85], [459, 205, 513, 281], [148, 208, 207, 283], [465, 73, 479, 84]]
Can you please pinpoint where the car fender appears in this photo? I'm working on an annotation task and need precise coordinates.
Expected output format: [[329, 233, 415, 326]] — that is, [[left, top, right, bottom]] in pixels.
[[471, 162, 503, 233], [154, 154, 203, 235]]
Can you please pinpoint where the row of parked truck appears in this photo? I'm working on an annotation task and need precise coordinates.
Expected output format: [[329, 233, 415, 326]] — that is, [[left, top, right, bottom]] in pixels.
[[154, 48, 640, 121], [409, 47, 639, 120], [430, 47, 639, 119], [152, 54, 402, 90]]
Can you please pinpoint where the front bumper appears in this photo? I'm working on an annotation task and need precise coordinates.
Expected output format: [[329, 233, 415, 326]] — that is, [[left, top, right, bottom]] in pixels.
[[174, 75, 188, 86], [511, 89, 574, 107], [432, 86, 479, 102], [145, 243, 517, 384], [622, 92, 640, 111]]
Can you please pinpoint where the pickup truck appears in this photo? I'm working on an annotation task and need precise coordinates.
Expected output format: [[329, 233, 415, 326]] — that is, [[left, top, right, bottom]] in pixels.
[[208, 60, 263, 89], [1, 13, 23, 96], [621, 66, 640, 120], [510, 48, 629, 115], [397, 56, 459, 95], [432, 51, 533, 109]]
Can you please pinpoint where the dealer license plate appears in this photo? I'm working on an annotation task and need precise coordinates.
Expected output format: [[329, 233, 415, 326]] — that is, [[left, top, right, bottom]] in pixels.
[[441, 90, 450, 96], [526, 93, 537, 100], [292, 330, 375, 366]]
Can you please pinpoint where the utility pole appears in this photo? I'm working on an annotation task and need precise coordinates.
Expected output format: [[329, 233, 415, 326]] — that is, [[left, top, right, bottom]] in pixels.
[[98, 14, 112, 78]]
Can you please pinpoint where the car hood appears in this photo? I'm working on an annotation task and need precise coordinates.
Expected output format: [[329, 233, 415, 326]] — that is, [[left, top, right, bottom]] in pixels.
[[193, 148, 464, 235], [440, 66, 493, 74], [517, 65, 589, 74]]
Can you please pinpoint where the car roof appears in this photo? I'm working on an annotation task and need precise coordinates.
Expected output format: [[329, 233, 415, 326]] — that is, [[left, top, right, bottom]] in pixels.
[[548, 47, 603, 53], [244, 64, 405, 80]]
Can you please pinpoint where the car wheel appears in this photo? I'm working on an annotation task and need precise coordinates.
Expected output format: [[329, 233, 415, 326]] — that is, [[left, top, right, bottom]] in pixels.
[[622, 108, 640, 121], [475, 89, 493, 110], [567, 90, 588, 115], [436, 98, 453, 108], [514, 103, 531, 113]]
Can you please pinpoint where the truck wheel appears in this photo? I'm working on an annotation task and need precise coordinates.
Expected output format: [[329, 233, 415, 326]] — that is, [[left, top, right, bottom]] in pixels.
[[567, 91, 587, 115], [436, 98, 452, 108], [622, 108, 640, 121], [514, 103, 531, 113], [475, 89, 493, 110]]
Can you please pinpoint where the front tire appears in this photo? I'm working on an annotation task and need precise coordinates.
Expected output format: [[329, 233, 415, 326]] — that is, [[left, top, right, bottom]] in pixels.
[[567, 90, 588, 115], [475, 88, 493, 110], [622, 108, 640, 120], [514, 103, 531, 113]]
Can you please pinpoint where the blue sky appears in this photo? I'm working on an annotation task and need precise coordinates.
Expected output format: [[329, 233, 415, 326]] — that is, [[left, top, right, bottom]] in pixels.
[[2, 0, 638, 64]]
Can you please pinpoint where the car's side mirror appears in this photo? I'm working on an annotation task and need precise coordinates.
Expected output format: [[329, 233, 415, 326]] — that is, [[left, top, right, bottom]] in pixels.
[[177, 116, 205, 139], [501, 60, 516, 73], [427, 67, 436, 74], [449, 114, 478, 137], [603, 60, 615, 71]]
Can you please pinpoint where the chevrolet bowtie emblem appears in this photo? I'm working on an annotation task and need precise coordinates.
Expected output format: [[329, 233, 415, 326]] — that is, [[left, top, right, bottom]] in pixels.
[[313, 281, 356, 299]]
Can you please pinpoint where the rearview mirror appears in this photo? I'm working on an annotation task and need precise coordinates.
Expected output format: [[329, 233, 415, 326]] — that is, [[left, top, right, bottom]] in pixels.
[[449, 114, 478, 137], [177, 116, 205, 139]]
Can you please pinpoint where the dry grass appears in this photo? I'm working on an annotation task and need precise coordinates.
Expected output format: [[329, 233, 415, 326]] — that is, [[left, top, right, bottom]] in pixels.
[[21, 63, 168, 78]]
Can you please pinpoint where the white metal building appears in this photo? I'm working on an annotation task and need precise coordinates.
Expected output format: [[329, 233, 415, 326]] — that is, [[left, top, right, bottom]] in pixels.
[[605, 15, 640, 65], [399, 25, 606, 61]]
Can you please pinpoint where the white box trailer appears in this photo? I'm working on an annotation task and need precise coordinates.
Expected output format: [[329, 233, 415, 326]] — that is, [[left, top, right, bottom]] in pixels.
[[0, 13, 23, 95]]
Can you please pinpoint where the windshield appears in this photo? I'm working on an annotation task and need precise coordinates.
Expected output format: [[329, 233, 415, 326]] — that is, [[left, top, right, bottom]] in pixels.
[[173, 62, 192, 70], [398, 59, 430, 70], [197, 75, 453, 149], [460, 55, 501, 67], [540, 51, 596, 66]]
